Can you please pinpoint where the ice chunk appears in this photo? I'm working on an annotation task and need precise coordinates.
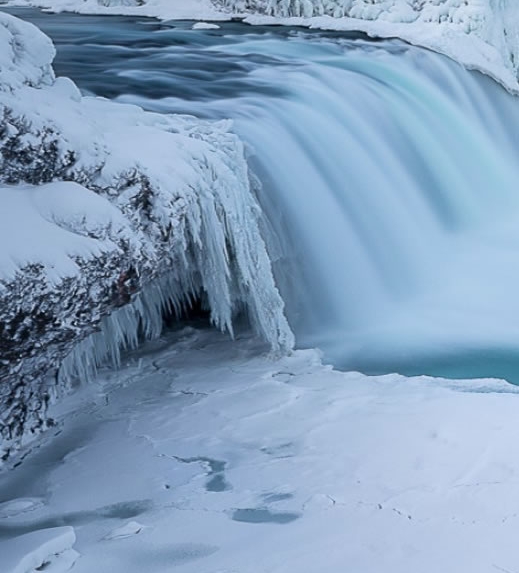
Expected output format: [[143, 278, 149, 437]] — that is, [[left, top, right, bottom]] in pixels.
[[192, 22, 221, 29], [3, 527, 78, 573], [104, 521, 146, 540]]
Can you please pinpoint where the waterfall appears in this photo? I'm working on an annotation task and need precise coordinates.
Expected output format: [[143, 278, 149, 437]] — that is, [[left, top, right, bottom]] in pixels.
[[145, 35, 519, 380], [43, 18, 519, 381]]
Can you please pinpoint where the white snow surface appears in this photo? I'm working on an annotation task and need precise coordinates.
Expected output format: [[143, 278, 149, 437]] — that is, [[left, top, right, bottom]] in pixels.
[[4, 526, 78, 573], [4, 0, 519, 91], [0, 182, 132, 284], [3, 0, 227, 20], [2, 328, 519, 572]]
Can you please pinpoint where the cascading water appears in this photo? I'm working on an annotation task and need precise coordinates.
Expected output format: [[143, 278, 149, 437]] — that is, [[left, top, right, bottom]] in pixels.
[[219, 40, 519, 380], [12, 10, 519, 381], [220, 39, 519, 381]]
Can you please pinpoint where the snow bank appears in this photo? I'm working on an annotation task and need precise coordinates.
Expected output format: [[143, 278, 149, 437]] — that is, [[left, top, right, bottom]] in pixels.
[[0, 11, 293, 460], [7, 0, 519, 91], [4, 527, 78, 573], [0, 183, 132, 284]]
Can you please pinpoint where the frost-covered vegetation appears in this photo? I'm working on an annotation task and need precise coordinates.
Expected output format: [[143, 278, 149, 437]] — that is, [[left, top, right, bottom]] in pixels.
[[0, 12, 293, 460]]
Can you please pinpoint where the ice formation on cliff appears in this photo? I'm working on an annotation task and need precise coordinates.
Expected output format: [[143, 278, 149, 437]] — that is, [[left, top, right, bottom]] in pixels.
[[0, 11, 293, 459]]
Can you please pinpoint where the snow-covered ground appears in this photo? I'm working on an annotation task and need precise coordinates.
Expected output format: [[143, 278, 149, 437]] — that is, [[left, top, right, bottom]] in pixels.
[[4, 0, 519, 92], [2, 327, 519, 572]]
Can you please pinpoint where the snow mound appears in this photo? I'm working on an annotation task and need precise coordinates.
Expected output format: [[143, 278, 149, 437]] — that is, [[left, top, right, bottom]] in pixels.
[[0, 498, 43, 518], [104, 521, 146, 540], [4, 527, 78, 573], [0, 10, 55, 90]]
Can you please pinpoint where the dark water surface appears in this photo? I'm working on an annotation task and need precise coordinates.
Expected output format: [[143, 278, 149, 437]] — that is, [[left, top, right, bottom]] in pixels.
[[1, 6, 367, 102]]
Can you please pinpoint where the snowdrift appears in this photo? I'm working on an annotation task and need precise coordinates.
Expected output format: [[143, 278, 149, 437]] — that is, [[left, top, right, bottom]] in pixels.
[[0, 12, 293, 461]]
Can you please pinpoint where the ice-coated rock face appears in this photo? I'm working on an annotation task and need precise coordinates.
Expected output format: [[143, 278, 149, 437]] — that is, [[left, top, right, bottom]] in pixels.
[[214, 0, 493, 29], [228, 0, 488, 22], [0, 12, 293, 461]]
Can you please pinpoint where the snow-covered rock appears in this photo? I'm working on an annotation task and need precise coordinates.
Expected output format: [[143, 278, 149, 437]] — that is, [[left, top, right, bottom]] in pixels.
[[0, 8, 55, 90], [0, 11, 293, 461]]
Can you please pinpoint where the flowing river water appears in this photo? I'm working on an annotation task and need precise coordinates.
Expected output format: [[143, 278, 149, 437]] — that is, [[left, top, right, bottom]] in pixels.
[[6, 7, 519, 382]]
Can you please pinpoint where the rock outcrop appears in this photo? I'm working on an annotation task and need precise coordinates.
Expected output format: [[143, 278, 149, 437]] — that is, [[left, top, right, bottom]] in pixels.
[[0, 12, 293, 461]]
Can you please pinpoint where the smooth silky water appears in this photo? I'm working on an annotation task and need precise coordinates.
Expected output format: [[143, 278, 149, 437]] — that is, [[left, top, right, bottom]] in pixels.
[[7, 7, 519, 382]]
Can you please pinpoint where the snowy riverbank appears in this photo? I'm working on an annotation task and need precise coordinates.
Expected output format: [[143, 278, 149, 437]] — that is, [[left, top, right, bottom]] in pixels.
[[4, 0, 519, 92]]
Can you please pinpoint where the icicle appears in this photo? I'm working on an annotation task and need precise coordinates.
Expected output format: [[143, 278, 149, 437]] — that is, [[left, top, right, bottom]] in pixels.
[[54, 118, 294, 387], [57, 270, 203, 386]]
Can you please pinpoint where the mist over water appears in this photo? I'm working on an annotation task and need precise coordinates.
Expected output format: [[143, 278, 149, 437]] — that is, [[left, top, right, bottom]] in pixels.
[[9, 7, 519, 382]]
